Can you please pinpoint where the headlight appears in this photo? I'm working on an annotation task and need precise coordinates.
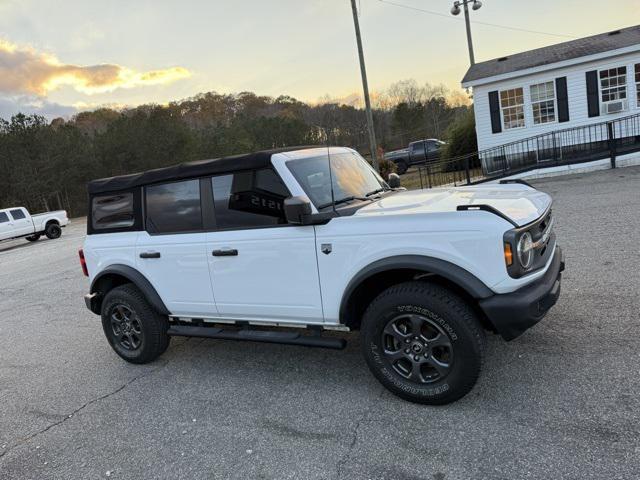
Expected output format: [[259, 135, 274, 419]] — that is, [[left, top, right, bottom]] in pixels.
[[517, 232, 533, 269]]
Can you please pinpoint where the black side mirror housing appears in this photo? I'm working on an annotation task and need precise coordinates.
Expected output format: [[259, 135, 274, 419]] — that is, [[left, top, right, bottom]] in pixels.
[[284, 196, 313, 225], [388, 173, 401, 189]]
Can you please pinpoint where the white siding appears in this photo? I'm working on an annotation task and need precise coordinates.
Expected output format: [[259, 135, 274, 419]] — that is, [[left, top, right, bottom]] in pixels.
[[472, 50, 640, 151]]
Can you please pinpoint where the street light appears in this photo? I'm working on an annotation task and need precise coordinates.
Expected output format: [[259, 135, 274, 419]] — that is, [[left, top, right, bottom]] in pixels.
[[451, 0, 483, 65]]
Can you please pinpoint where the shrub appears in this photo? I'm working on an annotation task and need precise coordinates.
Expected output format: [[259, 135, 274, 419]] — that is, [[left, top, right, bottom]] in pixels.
[[442, 108, 477, 160]]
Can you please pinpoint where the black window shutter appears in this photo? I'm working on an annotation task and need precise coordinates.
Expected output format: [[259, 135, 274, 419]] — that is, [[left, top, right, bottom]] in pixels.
[[488, 91, 502, 133], [585, 71, 599, 117], [555, 77, 569, 122]]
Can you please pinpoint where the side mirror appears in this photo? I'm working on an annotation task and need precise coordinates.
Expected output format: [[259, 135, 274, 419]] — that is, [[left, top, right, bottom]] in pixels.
[[284, 196, 313, 225], [388, 173, 401, 189]]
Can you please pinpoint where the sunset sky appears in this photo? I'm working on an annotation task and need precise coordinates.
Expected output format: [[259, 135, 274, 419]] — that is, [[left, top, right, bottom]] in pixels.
[[0, 0, 638, 119]]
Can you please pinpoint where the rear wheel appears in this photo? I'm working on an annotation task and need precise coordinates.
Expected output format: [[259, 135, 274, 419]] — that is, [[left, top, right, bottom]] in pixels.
[[45, 223, 61, 239], [361, 281, 485, 405], [396, 160, 409, 175], [26, 234, 41, 242], [101, 284, 170, 364]]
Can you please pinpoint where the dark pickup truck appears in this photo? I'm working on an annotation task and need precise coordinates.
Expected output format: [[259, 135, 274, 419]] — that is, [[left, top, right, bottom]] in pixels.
[[384, 139, 446, 174]]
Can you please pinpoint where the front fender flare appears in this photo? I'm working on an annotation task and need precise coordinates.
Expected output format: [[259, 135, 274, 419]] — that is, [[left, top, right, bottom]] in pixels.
[[339, 255, 494, 322], [90, 264, 170, 316]]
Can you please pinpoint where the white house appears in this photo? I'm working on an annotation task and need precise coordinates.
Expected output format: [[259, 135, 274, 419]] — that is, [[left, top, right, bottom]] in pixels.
[[462, 25, 640, 160]]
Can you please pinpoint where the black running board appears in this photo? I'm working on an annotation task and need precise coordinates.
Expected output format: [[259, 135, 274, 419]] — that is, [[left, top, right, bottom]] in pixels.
[[167, 325, 347, 350]]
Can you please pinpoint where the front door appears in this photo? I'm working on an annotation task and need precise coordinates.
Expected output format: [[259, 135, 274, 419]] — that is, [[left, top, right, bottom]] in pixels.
[[136, 179, 217, 318], [0, 211, 12, 241], [206, 169, 323, 323]]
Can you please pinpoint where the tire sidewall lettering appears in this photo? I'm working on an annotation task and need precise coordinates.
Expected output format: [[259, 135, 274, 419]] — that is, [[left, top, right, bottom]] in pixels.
[[396, 304, 458, 341]]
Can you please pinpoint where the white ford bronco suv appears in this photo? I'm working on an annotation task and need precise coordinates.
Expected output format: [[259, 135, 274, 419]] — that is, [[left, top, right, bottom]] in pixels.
[[82, 147, 563, 404]]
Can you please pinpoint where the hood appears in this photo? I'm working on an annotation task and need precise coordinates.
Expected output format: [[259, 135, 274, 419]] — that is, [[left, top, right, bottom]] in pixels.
[[356, 184, 551, 227]]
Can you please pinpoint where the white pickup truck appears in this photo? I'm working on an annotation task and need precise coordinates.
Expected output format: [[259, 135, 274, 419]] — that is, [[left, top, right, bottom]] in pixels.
[[82, 147, 563, 405], [0, 207, 69, 242]]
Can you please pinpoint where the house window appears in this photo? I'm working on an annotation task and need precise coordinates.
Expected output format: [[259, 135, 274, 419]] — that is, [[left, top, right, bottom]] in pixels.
[[635, 64, 640, 107], [500, 88, 525, 129], [599, 66, 627, 103], [530, 81, 556, 124]]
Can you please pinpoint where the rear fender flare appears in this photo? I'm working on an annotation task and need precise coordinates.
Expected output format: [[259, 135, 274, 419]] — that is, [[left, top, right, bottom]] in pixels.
[[90, 264, 170, 316]]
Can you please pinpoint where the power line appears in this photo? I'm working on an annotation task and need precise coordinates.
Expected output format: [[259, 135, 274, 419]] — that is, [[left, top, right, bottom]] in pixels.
[[376, 0, 577, 39]]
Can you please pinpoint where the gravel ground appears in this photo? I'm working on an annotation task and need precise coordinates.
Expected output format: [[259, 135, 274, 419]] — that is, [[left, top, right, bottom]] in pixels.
[[1, 166, 639, 480]]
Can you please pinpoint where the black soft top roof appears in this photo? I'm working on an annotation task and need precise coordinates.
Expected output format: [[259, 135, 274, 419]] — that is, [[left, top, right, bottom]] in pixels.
[[87, 146, 315, 195]]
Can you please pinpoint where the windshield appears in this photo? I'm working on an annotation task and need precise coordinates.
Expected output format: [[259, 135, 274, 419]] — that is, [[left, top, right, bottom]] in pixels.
[[287, 151, 387, 210]]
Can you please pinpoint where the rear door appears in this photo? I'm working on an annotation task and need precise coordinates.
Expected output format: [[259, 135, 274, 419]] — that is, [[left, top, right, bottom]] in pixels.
[[205, 168, 323, 323], [409, 141, 426, 164], [8, 208, 33, 237], [136, 179, 217, 318]]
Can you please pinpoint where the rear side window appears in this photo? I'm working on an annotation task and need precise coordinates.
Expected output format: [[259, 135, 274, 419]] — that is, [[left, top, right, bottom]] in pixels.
[[0, 212, 8, 223], [211, 168, 289, 230], [92, 193, 135, 230], [146, 179, 202, 234], [9, 209, 25, 220], [411, 142, 425, 156]]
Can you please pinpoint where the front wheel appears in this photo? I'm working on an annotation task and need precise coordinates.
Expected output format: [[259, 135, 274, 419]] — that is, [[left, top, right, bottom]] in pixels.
[[45, 223, 61, 239], [101, 284, 170, 364], [361, 281, 485, 405]]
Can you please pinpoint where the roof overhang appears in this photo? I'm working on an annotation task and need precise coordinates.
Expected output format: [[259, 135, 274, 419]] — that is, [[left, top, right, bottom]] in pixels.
[[461, 44, 640, 89]]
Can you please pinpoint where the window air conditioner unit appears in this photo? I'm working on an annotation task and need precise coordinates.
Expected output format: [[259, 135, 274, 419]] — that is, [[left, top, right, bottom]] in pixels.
[[602, 99, 628, 114]]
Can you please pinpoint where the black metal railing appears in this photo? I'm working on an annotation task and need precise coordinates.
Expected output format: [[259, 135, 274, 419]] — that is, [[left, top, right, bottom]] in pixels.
[[405, 111, 640, 190]]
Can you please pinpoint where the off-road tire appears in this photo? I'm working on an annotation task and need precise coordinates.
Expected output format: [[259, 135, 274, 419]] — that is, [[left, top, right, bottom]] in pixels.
[[361, 281, 485, 405], [26, 234, 41, 242], [101, 284, 170, 364], [396, 160, 409, 175], [44, 223, 61, 239]]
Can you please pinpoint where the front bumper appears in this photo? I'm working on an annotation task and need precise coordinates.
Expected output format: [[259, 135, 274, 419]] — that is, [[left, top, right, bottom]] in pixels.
[[480, 246, 564, 341]]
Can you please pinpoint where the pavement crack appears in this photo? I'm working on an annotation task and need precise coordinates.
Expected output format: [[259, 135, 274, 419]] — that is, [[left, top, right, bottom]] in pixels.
[[0, 364, 164, 461], [334, 387, 385, 479]]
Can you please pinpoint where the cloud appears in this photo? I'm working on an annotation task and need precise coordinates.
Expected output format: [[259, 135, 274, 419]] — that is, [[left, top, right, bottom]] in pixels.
[[0, 96, 78, 120], [0, 38, 191, 96]]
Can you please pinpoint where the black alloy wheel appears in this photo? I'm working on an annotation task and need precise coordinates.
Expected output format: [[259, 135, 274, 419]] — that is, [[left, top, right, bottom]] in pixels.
[[45, 223, 61, 239], [110, 304, 143, 351], [381, 313, 453, 384]]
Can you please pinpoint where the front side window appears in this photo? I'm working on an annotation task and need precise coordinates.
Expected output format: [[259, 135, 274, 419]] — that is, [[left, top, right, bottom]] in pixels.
[[635, 64, 640, 106], [288, 151, 387, 211], [9, 209, 26, 220], [500, 88, 525, 129], [0, 212, 9, 223], [530, 81, 556, 124], [91, 193, 135, 230], [600, 66, 627, 102], [212, 168, 290, 230], [146, 180, 202, 234]]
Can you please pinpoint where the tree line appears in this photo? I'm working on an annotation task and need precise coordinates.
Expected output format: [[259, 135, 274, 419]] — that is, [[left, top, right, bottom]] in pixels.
[[0, 80, 475, 216]]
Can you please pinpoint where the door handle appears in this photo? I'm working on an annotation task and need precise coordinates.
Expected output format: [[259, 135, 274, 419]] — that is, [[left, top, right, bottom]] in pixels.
[[212, 248, 238, 257], [140, 252, 161, 259]]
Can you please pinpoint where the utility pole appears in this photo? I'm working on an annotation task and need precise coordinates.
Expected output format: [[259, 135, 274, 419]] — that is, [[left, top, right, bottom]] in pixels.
[[451, 0, 483, 66], [350, 0, 379, 171], [462, 1, 474, 65]]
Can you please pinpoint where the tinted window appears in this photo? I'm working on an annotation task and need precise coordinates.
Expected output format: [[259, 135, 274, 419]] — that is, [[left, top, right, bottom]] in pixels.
[[426, 141, 441, 151], [9, 209, 25, 220], [146, 180, 202, 234], [410, 142, 425, 157], [212, 168, 289, 229], [92, 193, 135, 230], [0, 212, 8, 223]]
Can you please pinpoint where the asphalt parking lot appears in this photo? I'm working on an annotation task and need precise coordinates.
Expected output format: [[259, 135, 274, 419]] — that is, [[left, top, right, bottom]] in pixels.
[[1, 166, 639, 480]]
